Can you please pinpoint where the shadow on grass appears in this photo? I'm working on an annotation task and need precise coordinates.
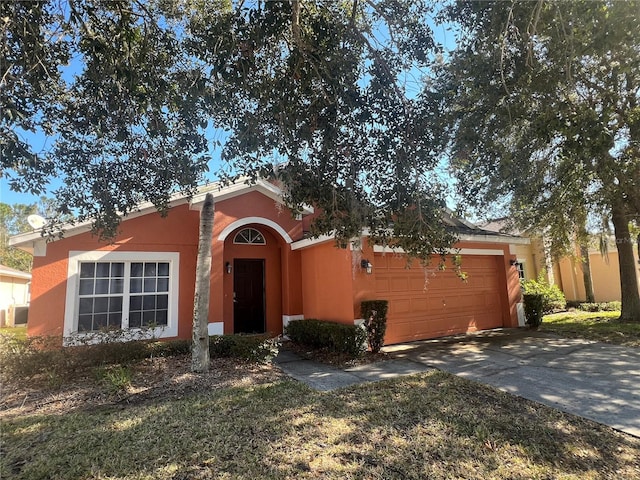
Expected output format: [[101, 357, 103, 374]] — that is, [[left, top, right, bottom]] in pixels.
[[2, 372, 639, 479]]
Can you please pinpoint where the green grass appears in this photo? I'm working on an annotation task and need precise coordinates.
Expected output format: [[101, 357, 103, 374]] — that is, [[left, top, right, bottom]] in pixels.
[[2, 372, 640, 479], [541, 311, 640, 347], [0, 325, 27, 342]]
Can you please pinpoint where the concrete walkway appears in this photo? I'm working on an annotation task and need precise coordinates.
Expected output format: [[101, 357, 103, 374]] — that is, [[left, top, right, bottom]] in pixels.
[[275, 329, 640, 437], [274, 348, 432, 391]]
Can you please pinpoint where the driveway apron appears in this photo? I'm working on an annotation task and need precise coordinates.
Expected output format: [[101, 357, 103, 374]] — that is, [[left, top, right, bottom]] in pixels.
[[384, 329, 640, 437]]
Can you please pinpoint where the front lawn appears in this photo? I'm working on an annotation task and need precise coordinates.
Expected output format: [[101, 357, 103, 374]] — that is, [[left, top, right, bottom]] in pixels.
[[541, 311, 640, 347], [2, 357, 639, 479], [0, 325, 27, 341]]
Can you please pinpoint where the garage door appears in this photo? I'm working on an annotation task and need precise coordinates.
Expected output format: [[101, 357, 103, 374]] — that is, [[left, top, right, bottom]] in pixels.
[[375, 253, 505, 344]]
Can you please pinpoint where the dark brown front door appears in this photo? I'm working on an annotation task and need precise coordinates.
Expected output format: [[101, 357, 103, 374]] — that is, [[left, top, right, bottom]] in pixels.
[[233, 259, 265, 333]]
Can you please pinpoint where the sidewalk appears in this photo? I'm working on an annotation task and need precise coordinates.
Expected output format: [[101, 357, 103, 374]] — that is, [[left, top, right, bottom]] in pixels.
[[274, 348, 432, 391]]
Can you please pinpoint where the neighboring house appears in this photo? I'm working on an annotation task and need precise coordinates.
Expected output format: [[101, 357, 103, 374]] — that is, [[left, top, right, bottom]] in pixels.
[[10, 179, 526, 346], [0, 264, 31, 327], [554, 238, 640, 303], [480, 219, 640, 303]]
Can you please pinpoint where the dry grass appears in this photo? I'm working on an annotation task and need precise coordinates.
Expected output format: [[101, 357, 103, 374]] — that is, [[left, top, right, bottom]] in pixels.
[[541, 311, 640, 347], [1, 354, 639, 479]]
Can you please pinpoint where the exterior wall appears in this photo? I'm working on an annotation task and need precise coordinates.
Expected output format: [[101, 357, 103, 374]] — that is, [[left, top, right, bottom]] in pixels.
[[557, 249, 640, 302], [28, 203, 200, 338], [299, 241, 356, 323]]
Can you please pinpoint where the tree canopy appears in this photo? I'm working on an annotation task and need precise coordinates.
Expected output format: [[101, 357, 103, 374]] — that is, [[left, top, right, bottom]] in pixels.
[[435, 0, 640, 319], [2, 0, 456, 259], [1, 202, 38, 271]]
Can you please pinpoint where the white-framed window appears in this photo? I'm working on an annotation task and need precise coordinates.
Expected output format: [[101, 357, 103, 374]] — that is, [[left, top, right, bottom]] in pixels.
[[64, 251, 179, 343], [233, 228, 266, 245], [515, 260, 526, 280]]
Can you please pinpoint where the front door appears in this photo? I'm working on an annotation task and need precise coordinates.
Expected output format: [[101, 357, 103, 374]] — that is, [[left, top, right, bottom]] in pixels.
[[233, 259, 266, 333]]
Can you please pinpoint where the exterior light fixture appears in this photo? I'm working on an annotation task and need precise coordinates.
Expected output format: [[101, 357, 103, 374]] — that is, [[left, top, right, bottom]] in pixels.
[[225, 261, 232, 274], [360, 259, 373, 274], [509, 259, 518, 266]]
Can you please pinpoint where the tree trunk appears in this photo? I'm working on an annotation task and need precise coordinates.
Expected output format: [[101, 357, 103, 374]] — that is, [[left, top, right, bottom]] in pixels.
[[578, 233, 595, 303], [542, 233, 555, 284], [192, 193, 215, 372], [611, 204, 640, 322]]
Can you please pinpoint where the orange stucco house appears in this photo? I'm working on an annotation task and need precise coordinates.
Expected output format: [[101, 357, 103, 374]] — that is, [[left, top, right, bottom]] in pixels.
[[10, 179, 527, 346]]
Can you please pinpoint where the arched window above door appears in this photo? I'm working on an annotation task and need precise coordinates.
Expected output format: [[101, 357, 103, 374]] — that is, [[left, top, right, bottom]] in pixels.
[[233, 228, 266, 245]]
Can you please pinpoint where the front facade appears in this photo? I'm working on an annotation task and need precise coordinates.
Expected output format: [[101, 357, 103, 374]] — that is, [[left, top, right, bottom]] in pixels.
[[11, 180, 525, 345]]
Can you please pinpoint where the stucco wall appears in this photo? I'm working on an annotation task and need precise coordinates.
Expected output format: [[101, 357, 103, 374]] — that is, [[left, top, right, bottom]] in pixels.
[[558, 249, 640, 302], [28, 203, 200, 338]]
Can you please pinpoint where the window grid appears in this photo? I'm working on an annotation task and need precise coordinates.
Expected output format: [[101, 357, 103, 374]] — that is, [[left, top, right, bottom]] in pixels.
[[77, 262, 125, 332], [516, 262, 525, 280], [233, 228, 266, 245], [129, 262, 170, 328], [77, 261, 170, 332]]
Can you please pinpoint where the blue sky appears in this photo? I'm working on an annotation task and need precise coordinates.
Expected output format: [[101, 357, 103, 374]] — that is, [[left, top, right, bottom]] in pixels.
[[1, 11, 457, 208]]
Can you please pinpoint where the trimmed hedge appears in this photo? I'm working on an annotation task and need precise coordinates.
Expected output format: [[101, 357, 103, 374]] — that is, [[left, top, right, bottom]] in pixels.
[[285, 319, 366, 357], [209, 334, 280, 363], [361, 300, 388, 353], [523, 294, 544, 328]]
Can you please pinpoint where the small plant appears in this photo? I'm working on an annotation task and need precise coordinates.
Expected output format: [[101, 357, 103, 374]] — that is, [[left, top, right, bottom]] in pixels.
[[521, 273, 566, 313], [523, 294, 545, 329], [285, 319, 366, 357], [95, 364, 133, 393], [361, 300, 389, 353]]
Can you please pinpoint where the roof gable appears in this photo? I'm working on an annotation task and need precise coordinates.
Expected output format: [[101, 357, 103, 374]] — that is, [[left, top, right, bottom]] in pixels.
[[9, 178, 313, 256]]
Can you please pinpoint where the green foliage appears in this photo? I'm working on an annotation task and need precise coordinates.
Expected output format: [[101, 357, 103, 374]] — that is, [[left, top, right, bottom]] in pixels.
[[209, 334, 280, 364], [523, 294, 544, 328], [575, 302, 622, 313], [0, 202, 36, 271], [2, 0, 458, 261], [361, 300, 389, 354], [521, 276, 566, 313], [95, 365, 132, 393], [438, 1, 640, 317], [285, 319, 367, 358]]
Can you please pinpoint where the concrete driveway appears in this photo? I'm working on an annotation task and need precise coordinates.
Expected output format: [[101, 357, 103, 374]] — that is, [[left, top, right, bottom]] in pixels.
[[383, 328, 640, 437]]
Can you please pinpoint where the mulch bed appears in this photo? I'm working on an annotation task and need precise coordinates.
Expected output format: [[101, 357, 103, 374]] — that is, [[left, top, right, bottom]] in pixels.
[[0, 355, 286, 419]]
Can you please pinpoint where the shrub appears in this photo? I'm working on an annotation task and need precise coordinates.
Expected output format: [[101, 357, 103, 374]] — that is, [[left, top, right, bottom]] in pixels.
[[0, 331, 192, 386], [521, 275, 566, 313], [565, 300, 582, 310], [523, 294, 544, 328], [209, 334, 280, 363], [361, 300, 389, 353], [285, 319, 367, 357], [0, 335, 70, 383], [577, 301, 621, 312]]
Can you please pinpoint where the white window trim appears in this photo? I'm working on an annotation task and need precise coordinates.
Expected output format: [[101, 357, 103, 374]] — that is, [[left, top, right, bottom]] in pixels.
[[64, 251, 179, 345]]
